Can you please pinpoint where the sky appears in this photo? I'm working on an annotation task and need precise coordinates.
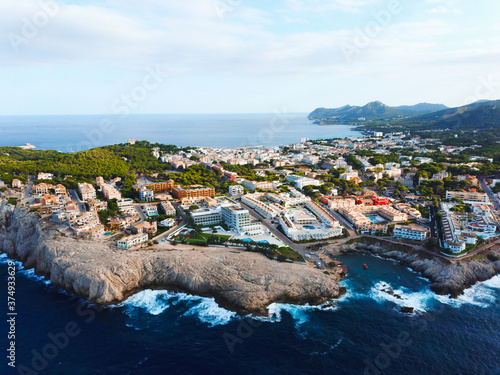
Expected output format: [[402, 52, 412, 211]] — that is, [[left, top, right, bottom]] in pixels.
[[1, 0, 499, 115]]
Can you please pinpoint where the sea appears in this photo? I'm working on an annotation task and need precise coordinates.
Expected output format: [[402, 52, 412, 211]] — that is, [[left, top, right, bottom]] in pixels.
[[1, 252, 499, 375], [0, 114, 362, 152], [1, 115, 499, 374]]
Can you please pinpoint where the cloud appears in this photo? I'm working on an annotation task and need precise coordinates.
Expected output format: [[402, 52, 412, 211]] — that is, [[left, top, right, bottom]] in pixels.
[[1, 0, 499, 114], [425, 0, 462, 15], [285, 0, 381, 13]]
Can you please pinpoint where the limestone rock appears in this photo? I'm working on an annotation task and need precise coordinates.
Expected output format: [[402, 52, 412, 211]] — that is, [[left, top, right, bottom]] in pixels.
[[0, 202, 342, 315]]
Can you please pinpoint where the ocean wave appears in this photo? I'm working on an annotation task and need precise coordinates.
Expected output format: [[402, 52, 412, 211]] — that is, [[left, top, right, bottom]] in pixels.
[[0, 254, 23, 269], [250, 300, 339, 326], [481, 275, 500, 289], [434, 278, 499, 309], [120, 289, 236, 327], [18, 268, 49, 284], [0, 254, 51, 284], [369, 281, 433, 313], [337, 279, 365, 302], [309, 337, 343, 356], [182, 298, 236, 327], [121, 290, 174, 316]]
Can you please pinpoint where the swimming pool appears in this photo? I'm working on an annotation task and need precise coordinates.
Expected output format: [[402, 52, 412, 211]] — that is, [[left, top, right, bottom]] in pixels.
[[304, 226, 316, 230], [240, 238, 269, 244], [366, 215, 386, 224]]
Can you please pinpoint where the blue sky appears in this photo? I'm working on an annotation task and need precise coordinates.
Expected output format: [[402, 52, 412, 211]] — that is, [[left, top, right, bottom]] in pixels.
[[1, 0, 499, 115]]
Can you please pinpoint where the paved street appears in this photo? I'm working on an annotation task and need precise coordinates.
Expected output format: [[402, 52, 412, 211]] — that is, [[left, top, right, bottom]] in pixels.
[[69, 189, 87, 214], [480, 178, 500, 211], [427, 205, 438, 238], [133, 203, 146, 223], [241, 202, 334, 268]]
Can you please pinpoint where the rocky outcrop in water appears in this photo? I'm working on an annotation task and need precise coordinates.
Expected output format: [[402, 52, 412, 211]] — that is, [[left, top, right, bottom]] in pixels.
[[0, 202, 343, 315], [331, 240, 500, 297]]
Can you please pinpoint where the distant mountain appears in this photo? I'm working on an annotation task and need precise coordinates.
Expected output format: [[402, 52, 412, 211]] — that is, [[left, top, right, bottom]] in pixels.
[[408, 100, 500, 129], [308, 101, 448, 122], [394, 103, 448, 114]]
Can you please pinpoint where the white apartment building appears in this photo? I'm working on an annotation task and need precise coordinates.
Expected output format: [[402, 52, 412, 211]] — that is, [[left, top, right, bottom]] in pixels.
[[221, 206, 251, 230], [221, 206, 264, 236], [241, 194, 282, 219], [228, 185, 244, 198], [190, 207, 222, 226], [327, 197, 356, 210], [286, 175, 321, 189], [393, 225, 429, 241], [278, 214, 342, 241], [242, 180, 275, 192], [159, 201, 176, 216], [78, 183, 96, 201], [139, 187, 155, 202], [306, 201, 342, 228], [445, 191, 489, 203], [37, 173, 53, 180], [102, 184, 122, 200], [266, 192, 311, 208], [117, 233, 148, 250], [117, 198, 135, 212], [142, 204, 158, 217]]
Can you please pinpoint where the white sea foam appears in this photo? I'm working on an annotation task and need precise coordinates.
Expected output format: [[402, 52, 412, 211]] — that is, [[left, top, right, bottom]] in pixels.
[[18, 268, 47, 283], [250, 300, 339, 325], [337, 279, 364, 302], [309, 338, 343, 356], [0, 254, 23, 269], [183, 298, 236, 327], [369, 281, 433, 313], [434, 278, 499, 309], [120, 289, 236, 327], [121, 290, 174, 316], [481, 275, 500, 289]]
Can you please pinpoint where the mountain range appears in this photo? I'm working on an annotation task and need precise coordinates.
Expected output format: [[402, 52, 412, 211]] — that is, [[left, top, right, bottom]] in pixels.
[[308, 101, 449, 122], [405, 99, 500, 130]]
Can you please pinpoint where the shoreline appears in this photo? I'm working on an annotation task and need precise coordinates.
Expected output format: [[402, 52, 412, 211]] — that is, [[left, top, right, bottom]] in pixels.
[[2, 201, 499, 314], [0, 202, 345, 316], [326, 237, 500, 298]]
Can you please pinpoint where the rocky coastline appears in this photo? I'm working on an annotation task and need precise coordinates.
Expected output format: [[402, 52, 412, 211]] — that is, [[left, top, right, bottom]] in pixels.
[[328, 239, 500, 297], [0, 202, 344, 316]]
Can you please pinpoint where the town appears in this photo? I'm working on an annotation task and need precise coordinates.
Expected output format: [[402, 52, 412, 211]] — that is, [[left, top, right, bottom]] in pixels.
[[2, 132, 500, 270]]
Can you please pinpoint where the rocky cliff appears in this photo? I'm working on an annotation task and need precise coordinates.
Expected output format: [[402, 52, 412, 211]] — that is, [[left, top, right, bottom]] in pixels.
[[0, 202, 343, 315], [330, 240, 500, 297]]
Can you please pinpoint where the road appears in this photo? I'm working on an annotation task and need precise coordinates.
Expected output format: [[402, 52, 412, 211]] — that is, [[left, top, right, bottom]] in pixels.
[[321, 204, 358, 237], [240, 203, 333, 268], [68, 190, 87, 214], [20, 177, 34, 205], [427, 205, 438, 238], [133, 203, 146, 223], [152, 201, 185, 241], [480, 179, 500, 211]]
